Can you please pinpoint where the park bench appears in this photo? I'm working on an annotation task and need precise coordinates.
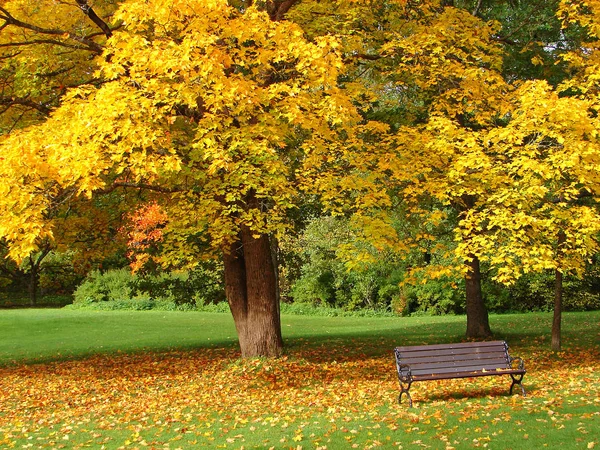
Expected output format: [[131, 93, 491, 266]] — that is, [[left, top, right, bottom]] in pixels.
[[394, 340, 526, 407]]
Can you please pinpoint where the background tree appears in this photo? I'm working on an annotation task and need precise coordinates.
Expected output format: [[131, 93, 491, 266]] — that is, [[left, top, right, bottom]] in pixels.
[[295, 1, 509, 337], [290, 0, 600, 341]]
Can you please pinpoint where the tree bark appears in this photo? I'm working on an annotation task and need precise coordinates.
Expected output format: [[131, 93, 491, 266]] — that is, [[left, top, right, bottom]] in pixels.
[[28, 256, 38, 307], [223, 227, 283, 358], [26, 245, 52, 307], [465, 254, 492, 339], [551, 267, 563, 352], [266, 0, 300, 21], [75, 0, 113, 38], [552, 230, 566, 352]]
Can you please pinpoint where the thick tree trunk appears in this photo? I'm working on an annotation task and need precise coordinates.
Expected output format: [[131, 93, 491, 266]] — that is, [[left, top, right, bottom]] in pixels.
[[223, 227, 283, 358], [552, 231, 566, 352], [465, 255, 492, 339]]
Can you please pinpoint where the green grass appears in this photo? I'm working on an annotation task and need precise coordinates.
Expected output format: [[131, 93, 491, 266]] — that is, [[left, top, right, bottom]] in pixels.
[[0, 309, 599, 449], [1, 309, 597, 366], [0, 309, 238, 366]]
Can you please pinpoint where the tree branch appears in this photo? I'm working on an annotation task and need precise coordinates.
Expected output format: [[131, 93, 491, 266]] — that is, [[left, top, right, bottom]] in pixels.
[[344, 52, 383, 63], [472, 0, 483, 17], [0, 96, 51, 115], [98, 182, 183, 195], [0, 39, 93, 51], [0, 5, 108, 54], [0, 7, 69, 36], [266, 0, 300, 21], [75, 0, 113, 38]]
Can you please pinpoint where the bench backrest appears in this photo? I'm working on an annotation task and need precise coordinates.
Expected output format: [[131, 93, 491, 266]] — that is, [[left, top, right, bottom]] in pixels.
[[394, 340, 512, 378]]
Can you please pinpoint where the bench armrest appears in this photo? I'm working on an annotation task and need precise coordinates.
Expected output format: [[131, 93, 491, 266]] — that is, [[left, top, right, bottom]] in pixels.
[[509, 356, 525, 371], [397, 363, 412, 383]]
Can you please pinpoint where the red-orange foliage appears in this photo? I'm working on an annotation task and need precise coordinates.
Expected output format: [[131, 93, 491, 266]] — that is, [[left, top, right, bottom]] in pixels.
[[123, 202, 169, 272]]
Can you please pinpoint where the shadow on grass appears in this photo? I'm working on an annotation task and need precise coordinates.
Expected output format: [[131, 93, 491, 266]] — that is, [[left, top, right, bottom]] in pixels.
[[412, 385, 528, 405], [1, 310, 598, 368]]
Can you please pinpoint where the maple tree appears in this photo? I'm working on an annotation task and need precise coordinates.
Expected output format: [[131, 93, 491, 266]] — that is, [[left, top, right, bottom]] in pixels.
[[0, 0, 377, 357], [390, 20, 599, 341], [123, 202, 170, 273], [0, 191, 129, 305], [0, 0, 120, 302], [294, 0, 509, 337]]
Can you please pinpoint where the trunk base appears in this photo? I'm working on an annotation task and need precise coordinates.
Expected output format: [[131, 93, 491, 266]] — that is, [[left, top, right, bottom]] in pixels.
[[223, 227, 283, 358]]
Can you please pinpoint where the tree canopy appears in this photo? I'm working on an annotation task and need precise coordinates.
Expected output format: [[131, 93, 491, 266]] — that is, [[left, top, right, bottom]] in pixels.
[[0, 0, 599, 355]]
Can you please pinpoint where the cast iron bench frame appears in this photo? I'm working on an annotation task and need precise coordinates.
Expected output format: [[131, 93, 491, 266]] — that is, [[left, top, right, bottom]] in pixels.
[[394, 340, 526, 407]]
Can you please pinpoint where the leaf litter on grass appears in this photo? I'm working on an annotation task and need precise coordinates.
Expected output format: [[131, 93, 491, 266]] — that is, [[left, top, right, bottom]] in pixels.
[[0, 345, 599, 449]]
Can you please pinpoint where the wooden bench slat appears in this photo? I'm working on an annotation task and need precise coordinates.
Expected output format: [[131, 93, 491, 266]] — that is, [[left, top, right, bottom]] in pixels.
[[395, 340, 507, 352], [409, 362, 514, 376], [396, 350, 510, 363], [412, 368, 525, 381], [396, 345, 507, 355], [405, 357, 510, 372]]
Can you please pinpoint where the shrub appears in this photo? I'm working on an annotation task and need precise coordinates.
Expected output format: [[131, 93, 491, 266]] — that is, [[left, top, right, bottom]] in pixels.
[[72, 264, 225, 310], [402, 278, 464, 316], [483, 270, 600, 313], [73, 269, 137, 304], [38, 251, 85, 295], [135, 262, 224, 307]]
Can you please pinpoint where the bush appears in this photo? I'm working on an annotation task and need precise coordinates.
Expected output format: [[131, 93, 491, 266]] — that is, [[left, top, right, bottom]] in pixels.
[[287, 216, 409, 311], [38, 251, 85, 295], [402, 278, 464, 316], [135, 262, 224, 307], [73, 269, 137, 304], [279, 302, 396, 317], [72, 264, 225, 311], [483, 270, 600, 313]]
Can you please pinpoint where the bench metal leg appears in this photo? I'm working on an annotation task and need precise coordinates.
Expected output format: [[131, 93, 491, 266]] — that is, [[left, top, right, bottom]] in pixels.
[[398, 381, 413, 407], [509, 374, 526, 396]]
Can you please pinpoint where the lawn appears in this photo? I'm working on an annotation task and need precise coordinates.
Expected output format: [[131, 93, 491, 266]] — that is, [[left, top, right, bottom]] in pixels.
[[0, 309, 598, 449]]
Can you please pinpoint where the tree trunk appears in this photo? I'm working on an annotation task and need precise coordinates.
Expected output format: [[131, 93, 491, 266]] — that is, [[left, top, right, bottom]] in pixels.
[[29, 260, 38, 307], [551, 267, 563, 352], [552, 231, 566, 352], [223, 227, 283, 358], [465, 255, 492, 339], [27, 246, 51, 307]]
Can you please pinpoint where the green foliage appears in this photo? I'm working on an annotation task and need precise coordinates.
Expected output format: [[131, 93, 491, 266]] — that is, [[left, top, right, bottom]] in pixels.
[[37, 252, 84, 295], [73, 269, 137, 305], [287, 215, 470, 316], [402, 278, 465, 316], [288, 216, 404, 311], [280, 302, 397, 317], [484, 270, 600, 313], [287, 216, 600, 316], [135, 261, 224, 307], [464, 0, 569, 86], [0, 292, 72, 308], [72, 265, 225, 311]]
